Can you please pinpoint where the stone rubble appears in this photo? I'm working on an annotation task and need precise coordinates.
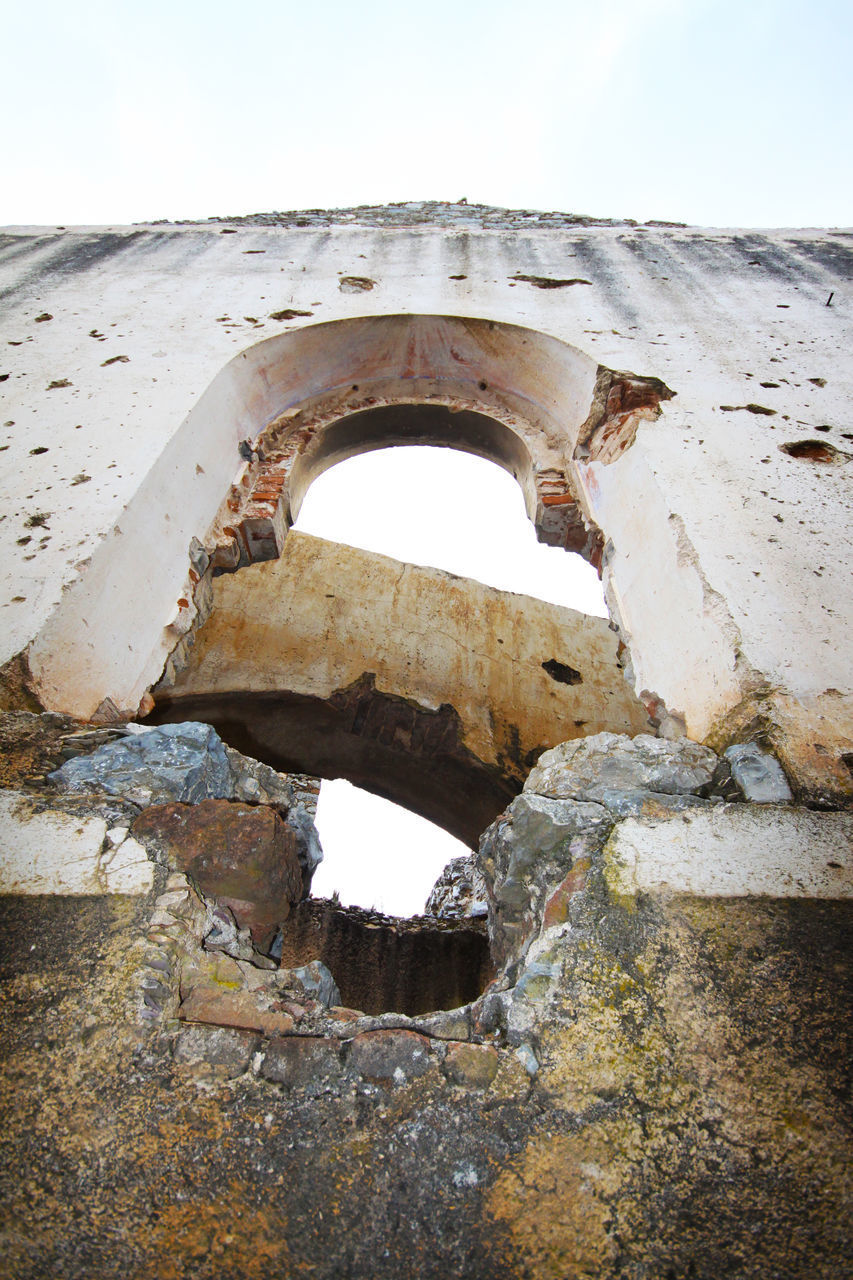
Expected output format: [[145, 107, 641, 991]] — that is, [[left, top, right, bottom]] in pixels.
[[425, 854, 489, 919], [49, 719, 324, 893], [136, 872, 496, 1083], [724, 741, 794, 803], [27, 713, 811, 1106]]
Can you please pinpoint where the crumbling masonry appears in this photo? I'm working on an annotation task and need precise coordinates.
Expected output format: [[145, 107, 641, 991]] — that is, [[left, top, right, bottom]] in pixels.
[[0, 203, 851, 1279]]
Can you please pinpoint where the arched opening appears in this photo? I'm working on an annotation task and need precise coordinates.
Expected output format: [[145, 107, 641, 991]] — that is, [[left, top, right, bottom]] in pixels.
[[293, 443, 608, 615], [22, 313, 674, 1016], [148, 417, 650, 1014], [28, 315, 618, 719], [126, 319, 663, 1016]]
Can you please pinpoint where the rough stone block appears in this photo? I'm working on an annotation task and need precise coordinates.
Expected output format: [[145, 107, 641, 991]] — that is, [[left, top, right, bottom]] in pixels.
[[348, 1029, 432, 1082], [225, 747, 323, 892], [724, 742, 793, 803], [525, 732, 718, 803], [442, 1041, 499, 1088], [133, 799, 302, 946], [259, 1036, 343, 1091], [49, 722, 232, 806], [178, 985, 296, 1036], [479, 792, 611, 964], [287, 960, 341, 1008], [173, 1024, 258, 1076]]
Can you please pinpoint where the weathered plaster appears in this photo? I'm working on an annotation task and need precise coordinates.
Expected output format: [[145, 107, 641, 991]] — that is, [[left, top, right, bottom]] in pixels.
[[0, 790, 153, 894], [2, 211, 851, 798], [603, 804, 853, 899]]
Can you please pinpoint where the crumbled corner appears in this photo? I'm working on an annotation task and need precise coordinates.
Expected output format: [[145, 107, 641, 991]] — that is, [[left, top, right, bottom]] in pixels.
[[574, 365, 675, 464], [154, 536, 219, 692], [158, 444, 292, 691], [639, 690, 687, 741], [706, 689, 853, 809]]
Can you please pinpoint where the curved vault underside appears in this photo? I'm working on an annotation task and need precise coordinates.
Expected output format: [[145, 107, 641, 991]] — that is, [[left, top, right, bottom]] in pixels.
[[151, 533, 651, 845]]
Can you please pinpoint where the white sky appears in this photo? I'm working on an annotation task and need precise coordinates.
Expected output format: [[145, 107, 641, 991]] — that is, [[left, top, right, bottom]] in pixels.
[[3, 0, 849, 912], [2, 0, 851, 228]]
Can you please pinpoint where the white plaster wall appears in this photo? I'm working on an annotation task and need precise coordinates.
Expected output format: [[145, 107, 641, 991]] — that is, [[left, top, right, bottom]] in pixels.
[[1, 217, 851, 740], [604, 805, 853, 899], [0, 791, 154, 894]]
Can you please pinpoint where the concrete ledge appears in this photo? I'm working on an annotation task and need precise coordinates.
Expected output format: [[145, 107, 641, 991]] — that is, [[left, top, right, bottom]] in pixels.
[[0, 790, 154, 894], [603, 804, 853, 899]]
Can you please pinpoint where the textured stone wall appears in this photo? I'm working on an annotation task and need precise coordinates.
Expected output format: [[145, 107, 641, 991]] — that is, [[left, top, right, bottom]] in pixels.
[[0, 712, 850, 1277], [1, 202, 852, 1277], [0, 848, 849, 1278]]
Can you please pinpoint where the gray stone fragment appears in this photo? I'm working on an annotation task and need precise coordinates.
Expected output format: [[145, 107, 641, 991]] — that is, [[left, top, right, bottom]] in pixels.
[[474, 990, 512, 1037], [50, 722, 232, 806], [503, 940, 565, 1041], [173, 1024, 258, 1076], [203, 902, 272, 964], [724, 743, 793, 803], [525, 732, 718, 803], [285, 803, 324, 895], [479, 793, 612, 966], [224, 744, 298, 810], [288, 960, 341, 1008], [514, 1043, 540, 1076]]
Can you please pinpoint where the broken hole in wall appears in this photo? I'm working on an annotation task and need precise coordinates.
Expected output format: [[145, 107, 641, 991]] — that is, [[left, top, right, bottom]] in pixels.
[[269, 779, 494, 1016], [288, 443, 610, 943]]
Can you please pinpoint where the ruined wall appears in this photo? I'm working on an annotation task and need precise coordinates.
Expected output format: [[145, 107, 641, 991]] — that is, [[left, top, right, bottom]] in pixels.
[[0, 204, 852, 1278], [1, 205, 851, 799], [0, 715, 850, 1279]]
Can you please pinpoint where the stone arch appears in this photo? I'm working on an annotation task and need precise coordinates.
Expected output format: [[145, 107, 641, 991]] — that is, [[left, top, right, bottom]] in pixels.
[[26, 314, 670, 721], [203, 314, 616, 574]]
